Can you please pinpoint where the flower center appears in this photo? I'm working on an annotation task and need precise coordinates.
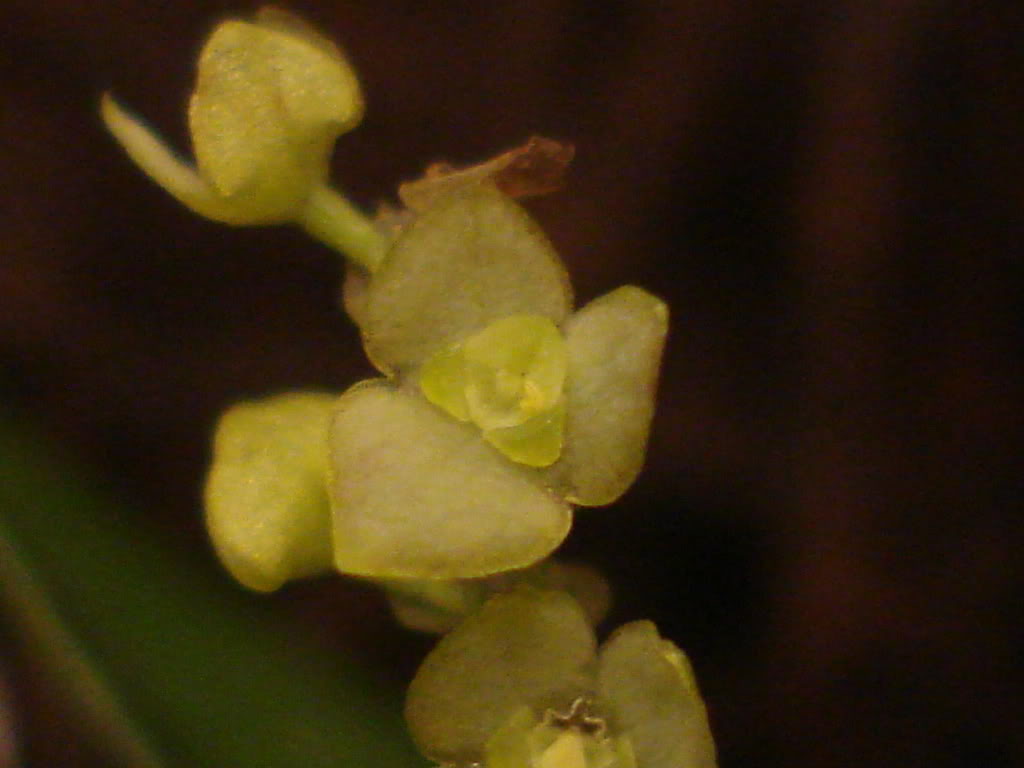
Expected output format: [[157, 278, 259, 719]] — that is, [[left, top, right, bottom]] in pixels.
[[485, 699, 636, 768], [418, 314, 568, 467]]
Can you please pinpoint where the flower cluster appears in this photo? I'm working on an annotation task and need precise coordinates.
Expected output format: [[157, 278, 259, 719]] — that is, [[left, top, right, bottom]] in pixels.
[[104, 8, 716, 768], [197, 178, 668, 590]]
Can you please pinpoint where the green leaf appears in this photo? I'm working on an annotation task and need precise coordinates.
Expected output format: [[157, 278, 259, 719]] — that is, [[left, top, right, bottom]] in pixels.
[[329, 381, 572, 578], [204, 391, 335, 592], [361, 184, 573, 374], [596, 622, 716, 768], [543, 286, 668, 506], [405, 588, 596, 764], [0, 408, 424, 768]]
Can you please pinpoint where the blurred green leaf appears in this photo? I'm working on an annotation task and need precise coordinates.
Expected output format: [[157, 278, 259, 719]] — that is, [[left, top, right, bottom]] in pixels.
[[0, 408, 425, 768]]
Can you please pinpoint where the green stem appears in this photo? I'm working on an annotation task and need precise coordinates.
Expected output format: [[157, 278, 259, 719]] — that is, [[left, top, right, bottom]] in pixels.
[[0, 535, 166, 768], [301, 184, 388, 272]]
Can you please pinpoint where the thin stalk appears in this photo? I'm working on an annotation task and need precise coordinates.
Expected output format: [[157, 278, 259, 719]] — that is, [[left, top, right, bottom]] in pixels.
[[301, 184, 388, 272]]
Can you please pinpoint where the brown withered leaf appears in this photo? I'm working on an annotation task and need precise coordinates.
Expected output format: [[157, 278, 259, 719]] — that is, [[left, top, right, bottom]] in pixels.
[[351, 138, 574, 315], [398, 136, 575, 212]]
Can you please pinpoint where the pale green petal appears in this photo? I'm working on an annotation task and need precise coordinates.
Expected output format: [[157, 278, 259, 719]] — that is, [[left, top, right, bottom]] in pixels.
[[544, 286, 668, 506], [484, 560, 611, 629], [361, 184, 573, 373], [188, 15, 361, 222], [188, 21, 308, 218], [520, 561, 612, 628], [485, 707, 542, 768], [328, 381, 571, 579], [378, 577, 490, 634], [100, 94, 249, 225], [204, 392, 336, 592], [251, 8, 363, 141], [596, 622, 716, 768], [487, 706, 636, 768], [379, 558, 609, 635], [405, 589, 596, 764], [254, 6, 351, 68], [418, 344, 471, 422], [484, 401, 565, 468]]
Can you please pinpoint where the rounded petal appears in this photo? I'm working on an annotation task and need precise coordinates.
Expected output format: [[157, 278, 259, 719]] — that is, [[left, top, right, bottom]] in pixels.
[[204, 392, 336, 592], [483, 401, 565, 468], [543, 286, 668, 505], [527, 561, 612, 628], [596, 622, 717, 768], [328, 381, 572, 578], [380, 558, 610, 636], [379, 577, 490, 635], [486, 560, 612, 628], [418, 344, 472, 422], [484, 707, 543, 768], [405, 588, 597, 764], [361, 184, 573, 373], [254, 8, 363, 138]]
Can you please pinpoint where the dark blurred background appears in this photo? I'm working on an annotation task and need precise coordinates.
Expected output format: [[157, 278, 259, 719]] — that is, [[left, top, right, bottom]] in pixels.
[[2, 0, 1023, 766]]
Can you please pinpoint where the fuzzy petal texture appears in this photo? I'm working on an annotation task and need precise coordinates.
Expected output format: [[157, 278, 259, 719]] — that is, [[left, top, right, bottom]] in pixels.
[[189, 11, 362, 222], [361, 184, 572, 373], [544, 286, 668, 505], [328, 381, 572, 579], [596, 622, 717, 768], [204, 392, 336, 591], [405, 589, 596, 764]]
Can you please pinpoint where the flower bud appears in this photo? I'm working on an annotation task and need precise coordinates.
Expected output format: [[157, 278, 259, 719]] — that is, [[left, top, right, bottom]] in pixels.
[[103, 7, 363, 225], [204, 392, 336, 592]]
